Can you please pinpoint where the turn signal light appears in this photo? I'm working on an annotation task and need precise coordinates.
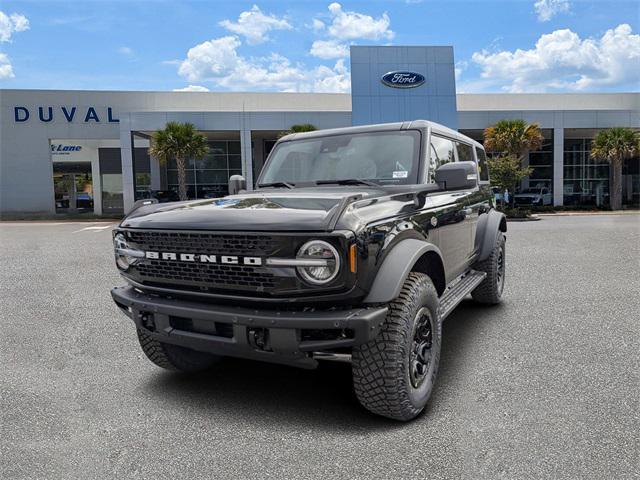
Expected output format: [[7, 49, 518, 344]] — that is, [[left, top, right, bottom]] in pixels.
[[349, 243, 357, 273]]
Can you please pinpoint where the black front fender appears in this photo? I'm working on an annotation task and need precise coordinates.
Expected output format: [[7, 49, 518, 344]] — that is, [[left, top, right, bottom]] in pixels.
[[475, 209, 507, 262], [363, 239, 444, 304]]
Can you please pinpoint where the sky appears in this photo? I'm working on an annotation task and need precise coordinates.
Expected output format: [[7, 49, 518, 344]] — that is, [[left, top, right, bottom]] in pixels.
[[0, 0, 638, 93]]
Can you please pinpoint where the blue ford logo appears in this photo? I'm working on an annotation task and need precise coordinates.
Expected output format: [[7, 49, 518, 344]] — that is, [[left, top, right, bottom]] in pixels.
[[381, 71, 426, 89]]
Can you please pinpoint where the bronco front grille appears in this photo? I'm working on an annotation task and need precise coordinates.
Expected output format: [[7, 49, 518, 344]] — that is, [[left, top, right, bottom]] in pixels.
[[127, 231, 281, 256], [124, 230, 292, 295]]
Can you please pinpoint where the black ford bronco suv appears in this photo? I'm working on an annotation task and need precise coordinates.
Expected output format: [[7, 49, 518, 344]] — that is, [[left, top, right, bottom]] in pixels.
[[111, 120, 506, 421]]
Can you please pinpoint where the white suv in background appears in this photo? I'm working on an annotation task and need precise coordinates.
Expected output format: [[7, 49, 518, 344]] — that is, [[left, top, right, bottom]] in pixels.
[[514, 186, 552, 206]]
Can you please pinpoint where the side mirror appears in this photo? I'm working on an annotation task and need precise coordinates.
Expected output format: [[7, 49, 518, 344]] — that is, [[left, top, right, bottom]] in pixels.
[[228, 175, 247, 195], [435, 161, 478, 191]]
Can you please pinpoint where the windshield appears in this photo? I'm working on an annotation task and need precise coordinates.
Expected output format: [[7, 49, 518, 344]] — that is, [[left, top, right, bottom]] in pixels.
[[259, 130, 421, 186]]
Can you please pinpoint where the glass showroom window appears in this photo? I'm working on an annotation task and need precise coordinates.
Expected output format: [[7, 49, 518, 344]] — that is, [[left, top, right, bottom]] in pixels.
[[458, 129, 553, 192], [132, 145, 152, 201], [527, 130, 553, 192], [166, 140, 242, 199], [99, 148, 124, 214], [622, 154, 639, 207], [563, 139, 609, 206]]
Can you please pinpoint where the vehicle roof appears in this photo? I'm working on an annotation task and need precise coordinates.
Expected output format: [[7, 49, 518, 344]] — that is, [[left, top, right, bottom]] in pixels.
[[278, 120, 484, 149]]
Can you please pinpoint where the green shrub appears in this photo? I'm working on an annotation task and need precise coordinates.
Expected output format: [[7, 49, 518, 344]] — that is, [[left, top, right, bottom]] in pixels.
[[500, 207, 531, 218]]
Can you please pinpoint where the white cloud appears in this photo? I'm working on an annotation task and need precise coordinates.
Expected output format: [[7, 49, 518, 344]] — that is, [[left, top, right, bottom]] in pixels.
[[324, 3, 393, 41], [178, 36, 243, 82], [311, 18, 325, 32], [310, 39, 349, 60], [311, 58, 350, 93], [0, 11, 29, 42], [173, 85, 210, 92], [308, 3, 394, 59], [118, 46, 134, 56], [177, 4, 396, 92], [471, 24, 640, 92], [0, 52, 14, 79], [177, 35, 350, 93], [219, 5, 291, 45], [534, 0, 570, 22]]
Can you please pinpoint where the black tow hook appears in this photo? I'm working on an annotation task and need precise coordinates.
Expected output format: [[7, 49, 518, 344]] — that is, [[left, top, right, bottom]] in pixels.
[[247, 327, 272, 352], [139, 312, 156, 332]]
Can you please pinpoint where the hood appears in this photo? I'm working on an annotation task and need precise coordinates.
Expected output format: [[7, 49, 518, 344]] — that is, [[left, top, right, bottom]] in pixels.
[[120, 187, 386, 231]]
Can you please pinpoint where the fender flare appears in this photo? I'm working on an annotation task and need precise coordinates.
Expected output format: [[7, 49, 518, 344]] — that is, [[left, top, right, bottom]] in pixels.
[[363, 239, 444, 304], [475, 209, 507, 262]]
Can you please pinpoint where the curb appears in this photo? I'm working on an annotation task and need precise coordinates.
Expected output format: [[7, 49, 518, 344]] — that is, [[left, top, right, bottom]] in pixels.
[[536, 211, 639, 217], [506, 216, 541, 222]]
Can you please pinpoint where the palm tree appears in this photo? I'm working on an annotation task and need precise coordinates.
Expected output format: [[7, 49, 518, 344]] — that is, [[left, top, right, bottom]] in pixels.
[[278, 123, 317, 138], [590, 127, 640, 210], [149, 122, 209, 201], [484, 119, 544, 159], [484, 119, 544, 207]]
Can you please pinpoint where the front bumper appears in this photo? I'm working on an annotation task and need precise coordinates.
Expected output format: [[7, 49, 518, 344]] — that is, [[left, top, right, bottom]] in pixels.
[[111, 285, 388, 369]]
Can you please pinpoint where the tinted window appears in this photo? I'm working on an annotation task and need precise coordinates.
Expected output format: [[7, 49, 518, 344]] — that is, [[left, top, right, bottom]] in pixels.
[[475, 146, 490, 182], [260, 131, 420, 186], [429, 135, 456, 182], [456, 142, 474, 162]]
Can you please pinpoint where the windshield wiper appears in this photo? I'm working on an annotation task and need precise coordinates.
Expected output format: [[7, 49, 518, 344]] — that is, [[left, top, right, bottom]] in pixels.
[[315, 179, 379, 187], [257, 181, 295, 189]]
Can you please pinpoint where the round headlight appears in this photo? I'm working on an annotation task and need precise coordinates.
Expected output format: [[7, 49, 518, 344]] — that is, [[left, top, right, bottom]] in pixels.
[[296, 240, 340, 285], [114, 233, 136, 270]]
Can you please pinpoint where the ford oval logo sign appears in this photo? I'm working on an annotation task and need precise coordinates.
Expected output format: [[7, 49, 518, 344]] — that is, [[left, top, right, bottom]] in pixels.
[[381, 71, 426, 89]]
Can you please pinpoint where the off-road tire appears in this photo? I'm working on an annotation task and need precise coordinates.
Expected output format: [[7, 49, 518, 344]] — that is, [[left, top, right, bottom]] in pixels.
[[471, 231, 506, 304], [137, 328, 220, 372], [352, 272, 441, 421]]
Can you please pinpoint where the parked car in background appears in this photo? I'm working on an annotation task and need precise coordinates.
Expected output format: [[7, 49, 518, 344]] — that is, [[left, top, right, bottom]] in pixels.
[[75, 192, 94, 209], [514, 186, 552, 206], [150, 190, 180, 203]]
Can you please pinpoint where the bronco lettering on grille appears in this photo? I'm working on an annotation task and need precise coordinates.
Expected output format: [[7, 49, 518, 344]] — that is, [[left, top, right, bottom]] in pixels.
[[144, 251, 262, 266]]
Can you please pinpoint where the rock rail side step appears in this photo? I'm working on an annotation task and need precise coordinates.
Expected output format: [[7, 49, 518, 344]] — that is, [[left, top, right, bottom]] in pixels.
[[439, 270, 487, 320]]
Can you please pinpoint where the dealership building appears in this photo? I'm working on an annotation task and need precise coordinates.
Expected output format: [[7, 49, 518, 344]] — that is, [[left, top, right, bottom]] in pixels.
[[1, 45, 638, 216]]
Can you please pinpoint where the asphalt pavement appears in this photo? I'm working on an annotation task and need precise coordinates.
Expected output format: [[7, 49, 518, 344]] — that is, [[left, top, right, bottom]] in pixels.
[[1, 215, 639, 479]]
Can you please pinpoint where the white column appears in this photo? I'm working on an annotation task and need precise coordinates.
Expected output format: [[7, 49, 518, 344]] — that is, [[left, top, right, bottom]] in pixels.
[[553, 127, 564, 206], [91, 150, 102, 216], [240, 128, 253, 190], [120, 116, 136, 213]]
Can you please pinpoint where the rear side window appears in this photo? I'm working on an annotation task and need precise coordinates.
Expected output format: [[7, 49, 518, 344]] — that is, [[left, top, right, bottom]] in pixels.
[[475, 146, 490, 182], [429, 135, 456, 182], [456, 142, 474, 162]]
